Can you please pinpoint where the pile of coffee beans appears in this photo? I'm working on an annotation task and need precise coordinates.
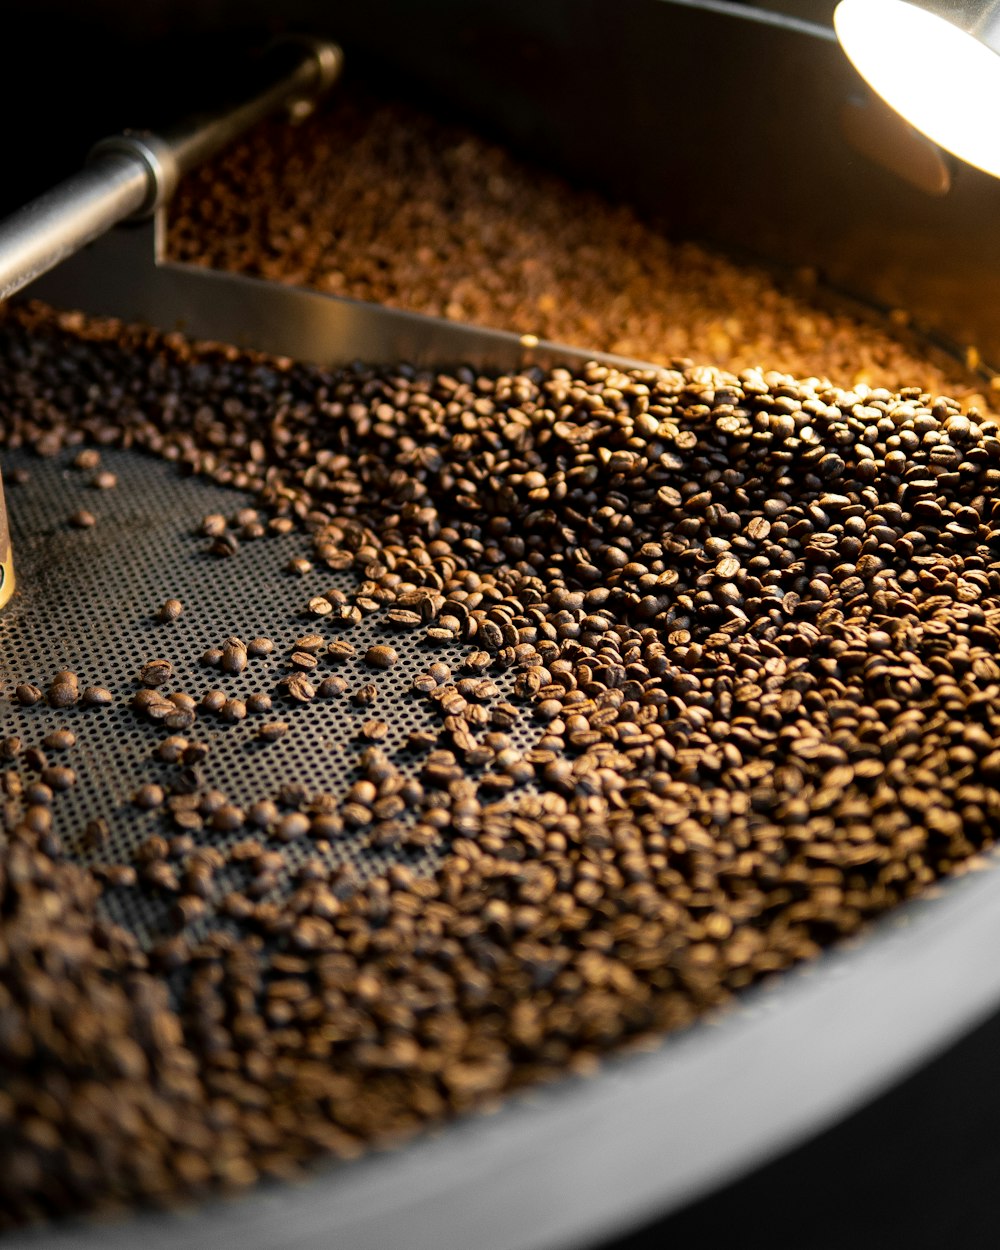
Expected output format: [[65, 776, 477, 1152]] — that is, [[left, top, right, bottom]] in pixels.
[[169, 88, 986, 403], [4, 298, 1000, 1225]]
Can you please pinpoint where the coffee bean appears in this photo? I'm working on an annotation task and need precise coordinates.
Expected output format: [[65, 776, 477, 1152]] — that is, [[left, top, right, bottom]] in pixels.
[[220, 699, 247, 723], [157, 736, 189, 763], [157, 599, 183, 623], [40, 766, 75, 791], [279, 674, 315, 703], [139, 659, 172, 688], [81, 686, 113, 708], [47, 682, 78, 708], [316, 676, 347, 698], [221, 644, 248, 675], [133, 783, 165, 810], [365, 645, 398, 670]]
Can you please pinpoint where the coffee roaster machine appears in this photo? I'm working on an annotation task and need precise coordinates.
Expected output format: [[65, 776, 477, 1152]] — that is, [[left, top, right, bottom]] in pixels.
[[8, 2, 1000, 1247]]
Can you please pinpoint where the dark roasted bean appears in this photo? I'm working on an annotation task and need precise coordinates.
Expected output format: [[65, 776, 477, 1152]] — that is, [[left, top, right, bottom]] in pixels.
[[157, 598, 183, 622]]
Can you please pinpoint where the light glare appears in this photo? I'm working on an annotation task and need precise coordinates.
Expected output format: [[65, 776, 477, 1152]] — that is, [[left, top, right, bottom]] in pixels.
[[835, 0, 1000, 179]]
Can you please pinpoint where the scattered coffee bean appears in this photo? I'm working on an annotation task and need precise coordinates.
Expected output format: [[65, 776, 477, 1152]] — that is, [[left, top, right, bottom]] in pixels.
[[157, 598, 183, 622], [139, 659, 172, 688], [81, 686, 113, 708], [40, 766, 75, 791], [133, 783, 165, 810]]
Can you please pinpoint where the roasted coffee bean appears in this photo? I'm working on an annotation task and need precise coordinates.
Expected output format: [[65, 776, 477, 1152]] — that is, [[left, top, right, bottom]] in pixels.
[[211, 804, 245, 832], [40, 766, 75, 791], [200, 689, 226, 713], [81, 686, 113, 708], [221, 644, 248, 675], [200, 513, 227, 538], [133, 783, 165, 810], [220, 698, 247, 723], [275, 812, 310, 841], [257, 721, 289, 742], [42, 729, 75, 751], [316, 676, 347, 699], [47, 682, 78, 709], [139, 659, 172, 688], [25, 782, 52, 806], [157, 598, 183, 622], [247, 636, 275, 658], [365, 645, 398, 670], [157, 735, 189, 763], [279, 673, 315, 703], [84, 816, 110, 846], [181, 741, 210, 764], [294, 634, 325, 654], [246, 692, 272, 715], [69, 508, 96, 528], [14, 683, 42, 706]]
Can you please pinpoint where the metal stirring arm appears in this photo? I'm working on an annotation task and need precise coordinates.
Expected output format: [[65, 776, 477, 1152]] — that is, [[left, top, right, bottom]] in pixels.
[[0, 37, 343, 302]]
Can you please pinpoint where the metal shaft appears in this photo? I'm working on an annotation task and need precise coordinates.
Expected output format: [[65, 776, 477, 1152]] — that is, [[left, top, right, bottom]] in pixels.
[[0, 37, 343, 304], [0, 155, 149, 302]]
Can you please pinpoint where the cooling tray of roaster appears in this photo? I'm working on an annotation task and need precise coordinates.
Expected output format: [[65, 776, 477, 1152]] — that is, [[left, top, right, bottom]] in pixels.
[[9, 6, 1000, 1250]]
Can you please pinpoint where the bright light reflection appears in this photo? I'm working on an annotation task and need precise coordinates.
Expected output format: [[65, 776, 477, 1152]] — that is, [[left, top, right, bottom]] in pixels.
[[835, 0, 1000, 179]]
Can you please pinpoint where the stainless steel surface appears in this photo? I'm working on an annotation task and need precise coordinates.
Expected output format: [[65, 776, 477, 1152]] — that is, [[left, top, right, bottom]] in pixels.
[[157, 36, 343, 175], [0, 37, 342, 303], [0, 154, 148, 301], [26, 214, 660, 375]]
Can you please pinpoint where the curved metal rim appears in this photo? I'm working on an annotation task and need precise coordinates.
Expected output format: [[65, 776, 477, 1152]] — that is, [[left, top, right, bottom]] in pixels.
[[15, 851, 1000, 1250]]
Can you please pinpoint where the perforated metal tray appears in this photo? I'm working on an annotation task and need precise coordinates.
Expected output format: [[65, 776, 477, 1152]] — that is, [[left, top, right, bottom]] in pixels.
[[0, 444, 548, 948]]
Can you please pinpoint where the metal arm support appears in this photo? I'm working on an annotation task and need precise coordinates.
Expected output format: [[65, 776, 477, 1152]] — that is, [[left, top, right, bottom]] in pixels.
[[0, 37, 343, 302]]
